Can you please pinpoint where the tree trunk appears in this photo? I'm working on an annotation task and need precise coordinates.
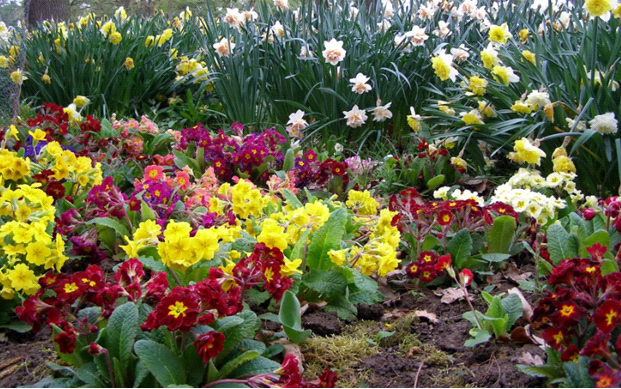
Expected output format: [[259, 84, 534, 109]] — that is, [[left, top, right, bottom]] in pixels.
[[25, 0, 69, 27]]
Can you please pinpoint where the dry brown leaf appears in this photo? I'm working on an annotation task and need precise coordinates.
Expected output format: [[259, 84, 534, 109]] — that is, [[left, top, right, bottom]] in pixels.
[[504, 262, 532, 283], [510, 326, 535, 344], [377, 277, 399, 300], [381, 309, 411, 321], [414, 310, 439, 324], [276, 339, 305, 373], [516, 352, 544, 366], [433, 287, 467, 304], [507, 287, 534, 321]]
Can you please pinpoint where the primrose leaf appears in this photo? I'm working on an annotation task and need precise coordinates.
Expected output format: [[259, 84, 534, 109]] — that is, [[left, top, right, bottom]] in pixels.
[[464, 328, 491, 347], [447, 229, 473, 268], [134, 339, 186, 387], [306, 208, 348, 271], [546, 224, 578, 264], [486, 216, 516, 253]]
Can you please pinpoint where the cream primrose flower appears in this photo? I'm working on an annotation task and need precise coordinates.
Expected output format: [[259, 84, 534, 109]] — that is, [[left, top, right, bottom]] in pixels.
[[405, 25, 429, 46], [431, 49, 458, 82], [372, 100, 392, 122], [349, 73, 372, 94], [589, 112, 618, 134], [322, 38, 346, 66], [450, 45, 470, 63], [213, 38, 234, 57], [343, 105, 368, 128], [334, 143, 344, 153]]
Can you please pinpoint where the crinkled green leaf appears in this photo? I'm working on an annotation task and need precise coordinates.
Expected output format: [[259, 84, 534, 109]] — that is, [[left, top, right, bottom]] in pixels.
[[447, 229, 473, 268], [134, 339, 186, 387], [302, 270, 347, 298], [306, 208, 348, 270], [324, 298, 357, 321], [103, 302, 139, 367]]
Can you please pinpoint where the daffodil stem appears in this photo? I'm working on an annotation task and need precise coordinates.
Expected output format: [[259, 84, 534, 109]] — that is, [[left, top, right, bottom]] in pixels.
[[590, 18, 599, 92]]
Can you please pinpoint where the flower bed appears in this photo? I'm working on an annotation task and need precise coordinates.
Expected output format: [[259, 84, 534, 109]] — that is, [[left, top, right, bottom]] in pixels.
[[1, 0, 621, 387]]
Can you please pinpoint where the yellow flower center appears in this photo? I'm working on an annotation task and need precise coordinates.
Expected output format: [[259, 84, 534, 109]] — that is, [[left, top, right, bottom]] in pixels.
[[64, 282, 79, 293], [168, 301, 188, 319]]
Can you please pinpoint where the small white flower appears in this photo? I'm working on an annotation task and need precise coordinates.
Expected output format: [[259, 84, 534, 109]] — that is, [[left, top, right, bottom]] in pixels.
[[213, 38, 234, 57], [566, 117, 587, 132], [287, 109, 308, 131], [433, 186, 451, 200], [450, 45, 470, 63], [589, 112, 618, 134], [334, 143, 344, 153], [372, 101, 393, 122], [349, 73, 372, 94], [526, 90, 551, 108], [271, 21, 285, 38], [322, 38, 346, 66], [274, 0, 289, 11], [224, 8, 244, 29], [405, 25, 429, 46], [433, 20, 452, 38], [343, 105, 368, 128]]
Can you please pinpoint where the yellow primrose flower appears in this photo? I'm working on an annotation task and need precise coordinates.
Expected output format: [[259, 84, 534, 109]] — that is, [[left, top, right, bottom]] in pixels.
[[280, 257, 303, 277], [8, 263, 39, 294], [29, 128, 47, 141], [0, 56, 8, 68], [346, 190, 379, 216]]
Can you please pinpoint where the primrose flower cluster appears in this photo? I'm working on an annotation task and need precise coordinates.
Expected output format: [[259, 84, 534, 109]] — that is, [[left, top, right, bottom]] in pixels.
[[328, 190, 401, 277], [532, 249, 621, 387], [178, 122, 286, 183], [0, 183, 67, 299]]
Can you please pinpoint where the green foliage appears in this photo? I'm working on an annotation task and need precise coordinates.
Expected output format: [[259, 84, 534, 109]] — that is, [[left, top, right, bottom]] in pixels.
[[462, 291, 522, 347], [278, 290, 312, 344], [306, 207, 349, 270], [486, 215, 517, 253]]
